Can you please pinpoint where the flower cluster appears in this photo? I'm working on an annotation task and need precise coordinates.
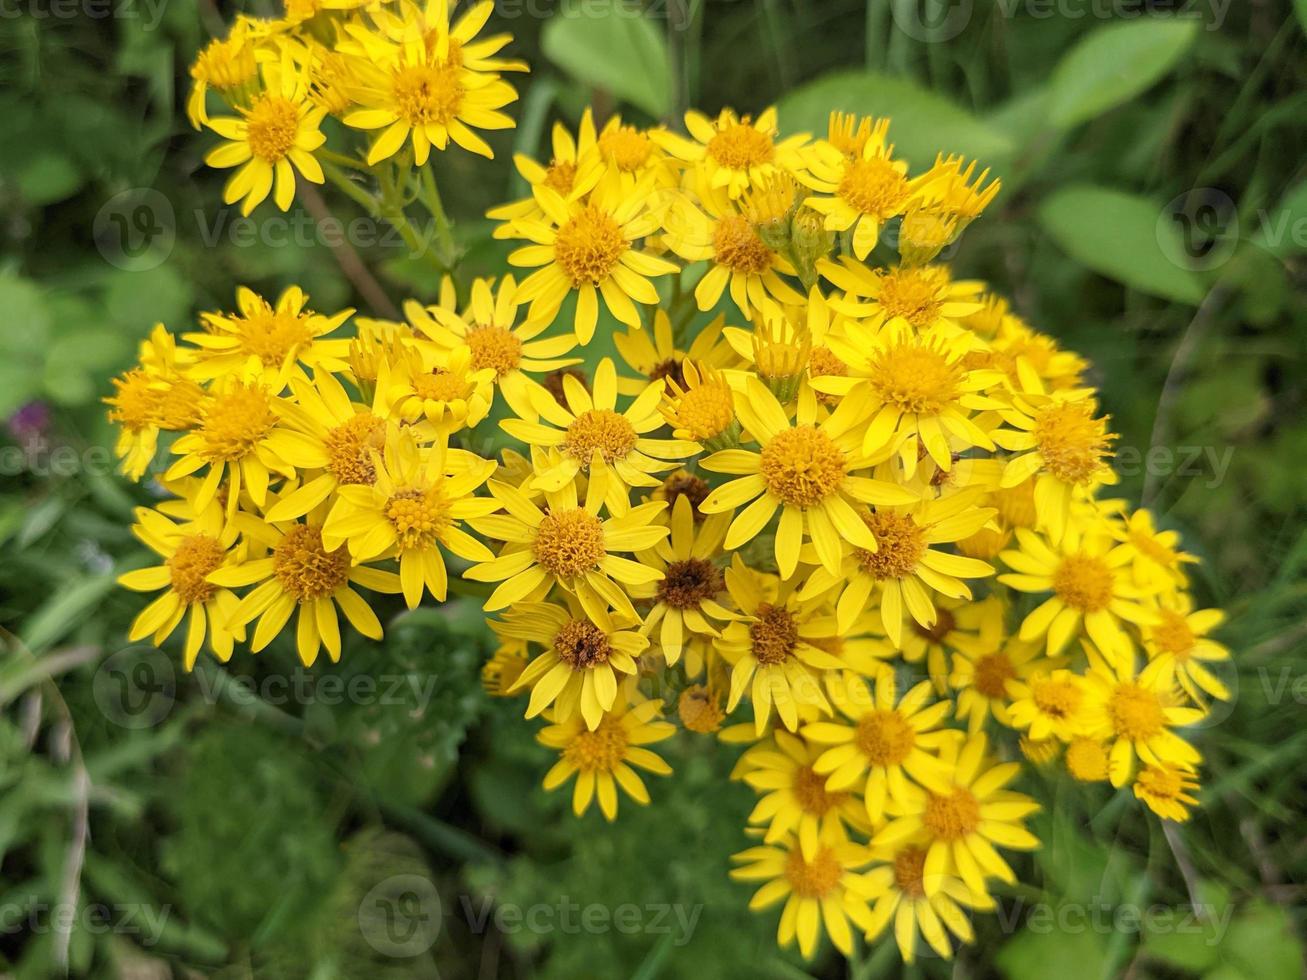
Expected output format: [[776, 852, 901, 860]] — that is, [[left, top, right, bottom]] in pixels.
[[105, 4, 1229, 968]]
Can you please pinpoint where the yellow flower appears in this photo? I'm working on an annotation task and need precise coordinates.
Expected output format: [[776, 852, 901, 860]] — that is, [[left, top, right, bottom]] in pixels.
[[1113, 507, 1198, 593], [1082, 650, 1205, 787], [1000, 523, 1156, 662], [878, 733, 1041, 902], [1133, 762, 1200, 822], [799, 117, 912, 258], [204, 55, 326, 215], [465, 477, 668, 623], [105, 327, 204, 481], [488, 112, 605, 232], [385, 342, 496, 433], [735, 730, 869, 858], [660, 360, 741, 452], [118, 501, 246, 669], [187, 286, 353, 389], [656, 107, 806, 199], [261, 369, 389, 523], [861, 841, 992, 964], [729, 836, 875, 959], [802, 668, 956, 824], [508, 180, 679, 344], [405, 276, 580, 420], [1005, 669, 1090, 742], [365, 0, 528, 77], [700, 376, 916, 580], [164, 378, 305, 517], [822, 258, 985, 333], [950, 605, 1051, 733], [799, 490, 995, 645], [219, 503, 402, 665], [816, 318, 1004, 475], [188, 16, 261, 128], [628, 495, 734, 666], [322, 426, 498, 607], [343, 30, 518, 163], [911, 153, 1001, 230], [1064, 737, 1111, 782], [994, 390, 1117, 541], [497, 599, 646, 728], [500, 358, 697, 511], [662, 178, 804, 317], [481, 641, 528, 696], [539, 697, 675, 820], [716, 558, 845, 734], [613, 309, 737, 396], [904, 594, 982, 694], [1142, 595, 1230, 703]]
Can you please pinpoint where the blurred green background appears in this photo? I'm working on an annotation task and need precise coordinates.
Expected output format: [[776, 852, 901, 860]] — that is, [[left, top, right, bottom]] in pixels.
[[2, 1, 1306, 977]]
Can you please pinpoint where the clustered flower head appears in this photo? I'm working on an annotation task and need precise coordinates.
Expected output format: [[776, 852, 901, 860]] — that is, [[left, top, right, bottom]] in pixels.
[[105, 3, 1230, 968]]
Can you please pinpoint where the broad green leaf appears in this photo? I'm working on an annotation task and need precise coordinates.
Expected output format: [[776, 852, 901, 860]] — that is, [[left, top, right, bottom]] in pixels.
[[1047, 19, 1200, 129], [776, 70, 1013, 172], [1253, 180, 1307, 257], [996, 918, 1110, 980], [16, 152, 83, 206], [1214, 902, 1305, 980], [1038, 184, 1206, 305], [542, 0, 671, 119]]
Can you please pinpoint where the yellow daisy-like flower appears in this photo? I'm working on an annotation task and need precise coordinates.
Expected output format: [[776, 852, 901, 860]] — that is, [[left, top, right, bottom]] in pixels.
[[465, 477, 668, 623], [656, 107, 806, 200], [729, 836, 875, 959], [994, 391, 1117, 542], [1133, 762, 1200, 822], [629, 495, 734, 666], [1000, 524, 1156, 663], [799, 117, 913, 258], [802, 668, 956, 824], [700, 376, 916, 579], [322, 427, 498, 607], [500, 358, 697, 512], [662, 178, 804, 317], [1064, 736, 1111, 782], [735, 730, 868, 858], [861, 841, 992, 965], [488, 112, 605, 232], [498, 600, 646, 729], [204, 55, 327, 215], [1081, 650, 1205, 788], [911, 153, 1002, 231], [118, 501, 246, 669], [660, 360, 741, 452], [261, 369, 389, 523], [950, 616, 1051, 735], [364, 0, 527, 76], [716, 558, 846, 734], [817, 318, 1004, 475], [508, 180, 679, 344], [800, 490, 995, 645], [878, 733, 1041, 902], [481, 641, 528, 697], [406, 277, 580, 420], [343, 31, 518, 164], [1113, 507, 1199, 593], [539, 697, 675, 820], [187, 286, 353, 389], [1004, 669, 1090, 742], [187, 16, 261, 128], [104, 327, 205, 481], [219, 503, 402, 666], [1142, 595, 1230, 703], [613, 309, 737, 396], [385, 342, 496, 433], [164, 378, 303, 517], [822, 258, 985, 334]]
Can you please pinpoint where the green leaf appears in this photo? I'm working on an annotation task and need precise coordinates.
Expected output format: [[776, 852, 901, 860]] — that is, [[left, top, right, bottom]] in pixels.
[[1038, 184, 1206, 305], [1046, 18, 1200, 129], [541, 0, 671, 119], [777, 70, 1013, 172], [996, 922, 1110, 980], [1212, 903, 1305, 980], [16, 152, 83, 206], [18, 573, 115, 655], [1296, 0, 1307, 38]]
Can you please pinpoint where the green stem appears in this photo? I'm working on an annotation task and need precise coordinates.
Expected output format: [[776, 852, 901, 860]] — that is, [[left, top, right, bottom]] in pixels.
[[419, 164, 458, 269], [320, 160, 381, 216]]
